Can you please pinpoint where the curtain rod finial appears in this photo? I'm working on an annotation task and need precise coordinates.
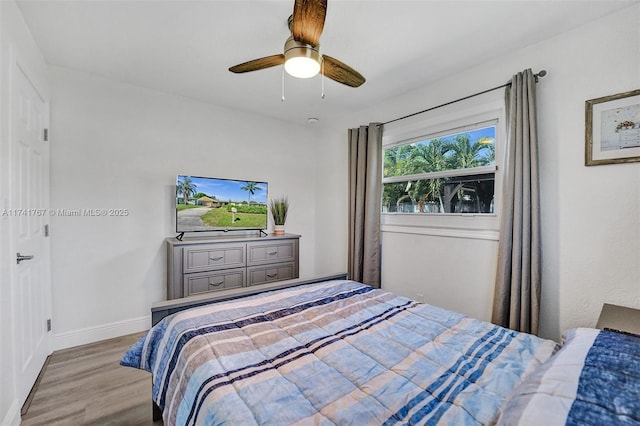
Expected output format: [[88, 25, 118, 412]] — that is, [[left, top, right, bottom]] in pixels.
[[534, 69, 547, 82]]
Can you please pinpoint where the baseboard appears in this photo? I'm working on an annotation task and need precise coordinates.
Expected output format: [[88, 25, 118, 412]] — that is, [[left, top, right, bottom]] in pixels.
[[52, 316, 151, 351], [1, 399, 20, 426]]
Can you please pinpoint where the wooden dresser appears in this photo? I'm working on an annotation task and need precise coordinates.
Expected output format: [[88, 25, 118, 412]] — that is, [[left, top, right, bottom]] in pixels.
[[166, 234, 300, 299]]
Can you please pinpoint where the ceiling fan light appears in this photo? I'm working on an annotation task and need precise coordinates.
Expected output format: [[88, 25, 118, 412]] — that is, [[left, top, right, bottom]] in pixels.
[[285, 56, 320, 78], [284, 37, 321, 78]]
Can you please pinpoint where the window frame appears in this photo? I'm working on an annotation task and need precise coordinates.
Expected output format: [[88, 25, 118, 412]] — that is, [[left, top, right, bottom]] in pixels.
[[381, 97, 506, 240]]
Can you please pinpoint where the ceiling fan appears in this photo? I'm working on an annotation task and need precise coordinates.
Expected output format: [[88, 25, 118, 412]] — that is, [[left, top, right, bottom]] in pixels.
[[228, 0, 365, 88]]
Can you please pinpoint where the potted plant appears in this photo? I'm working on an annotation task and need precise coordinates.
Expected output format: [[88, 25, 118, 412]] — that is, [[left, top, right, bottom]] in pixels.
[[269, 196, 289, 235]]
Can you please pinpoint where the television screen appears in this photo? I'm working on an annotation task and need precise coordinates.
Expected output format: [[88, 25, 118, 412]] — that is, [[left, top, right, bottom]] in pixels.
[[176, 175, 268, 233]]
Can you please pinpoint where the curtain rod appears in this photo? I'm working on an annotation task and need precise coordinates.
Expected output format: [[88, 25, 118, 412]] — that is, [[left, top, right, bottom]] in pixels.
[[382, 69, 547, 126]]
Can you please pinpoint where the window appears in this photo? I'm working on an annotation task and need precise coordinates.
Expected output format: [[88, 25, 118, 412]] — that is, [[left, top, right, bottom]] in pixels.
[[381, 99, 504, 238], [383, 122, 496, 214]]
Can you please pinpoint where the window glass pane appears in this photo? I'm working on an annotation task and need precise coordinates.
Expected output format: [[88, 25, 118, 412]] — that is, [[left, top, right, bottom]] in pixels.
[[382, 173, 494, 214], [384, 125, 495, 178]]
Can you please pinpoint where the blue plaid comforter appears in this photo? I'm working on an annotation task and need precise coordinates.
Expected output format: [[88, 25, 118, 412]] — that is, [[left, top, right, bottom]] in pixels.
[[122, 280, 557, 425], [497, 327, 640, 425]]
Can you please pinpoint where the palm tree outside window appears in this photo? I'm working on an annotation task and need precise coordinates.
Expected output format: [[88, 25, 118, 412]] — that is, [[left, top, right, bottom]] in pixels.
[[382, 122, 496, 214]]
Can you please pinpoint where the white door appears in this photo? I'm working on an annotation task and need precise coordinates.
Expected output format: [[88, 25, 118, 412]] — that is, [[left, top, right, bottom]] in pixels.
[[10, 58, 51, 405]]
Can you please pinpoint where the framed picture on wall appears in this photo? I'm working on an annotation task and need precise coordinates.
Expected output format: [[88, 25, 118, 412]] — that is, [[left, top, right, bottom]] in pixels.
[[585, 89, 640, 166]]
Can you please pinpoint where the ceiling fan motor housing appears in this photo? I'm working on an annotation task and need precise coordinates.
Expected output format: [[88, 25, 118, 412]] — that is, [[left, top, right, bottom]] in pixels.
[[283, 36, 321, 78]]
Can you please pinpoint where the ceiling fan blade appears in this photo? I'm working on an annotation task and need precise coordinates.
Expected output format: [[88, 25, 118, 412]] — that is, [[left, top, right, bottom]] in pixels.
[[320, 55, 365, 87], [229, 54, 285, 73], [291, 0, 327, 46]]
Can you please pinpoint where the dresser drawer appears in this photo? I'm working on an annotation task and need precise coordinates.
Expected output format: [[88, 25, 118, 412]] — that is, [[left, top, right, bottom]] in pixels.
[[247, 240, 297, 266], [184, 268, 246, 296], [183, 243, 246, 273], [247, 262, 296, 286], [167, 234, 300, 300]]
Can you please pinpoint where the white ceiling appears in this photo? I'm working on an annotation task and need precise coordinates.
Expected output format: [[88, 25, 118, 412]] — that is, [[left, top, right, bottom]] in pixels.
[[17, 0, 638, 126]]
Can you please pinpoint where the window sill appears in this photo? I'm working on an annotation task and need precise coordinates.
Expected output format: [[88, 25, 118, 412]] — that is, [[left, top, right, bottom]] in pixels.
[[381, 213, 499, 241], [381, 224, 498, 241]]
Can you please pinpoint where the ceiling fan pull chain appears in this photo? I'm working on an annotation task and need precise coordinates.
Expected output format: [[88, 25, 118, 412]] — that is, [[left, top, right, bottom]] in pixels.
[[281, 67, 286, 102], [321, 58, 325, 99]]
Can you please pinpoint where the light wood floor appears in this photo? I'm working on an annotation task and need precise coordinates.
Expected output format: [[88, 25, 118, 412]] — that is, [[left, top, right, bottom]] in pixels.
[[21, 332, 162, 425]]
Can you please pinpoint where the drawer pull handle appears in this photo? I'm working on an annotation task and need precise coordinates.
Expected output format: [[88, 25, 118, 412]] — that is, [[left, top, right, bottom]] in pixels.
[[210, 256, 224, 261], [209, 281, 224, 287], [266, 273, 278, 278], [267, 252, 277, 256]]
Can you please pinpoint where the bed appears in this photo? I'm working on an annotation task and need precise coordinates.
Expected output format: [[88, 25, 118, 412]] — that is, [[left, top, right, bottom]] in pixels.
[[121, 275, 640, 425]]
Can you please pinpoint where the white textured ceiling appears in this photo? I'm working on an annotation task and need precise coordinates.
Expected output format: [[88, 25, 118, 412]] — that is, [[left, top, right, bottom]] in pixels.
[[17, 0, 638, 126]]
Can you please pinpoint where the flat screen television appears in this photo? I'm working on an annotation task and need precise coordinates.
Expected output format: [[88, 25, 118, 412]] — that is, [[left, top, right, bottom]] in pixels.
[[176, 175, 268, 234]]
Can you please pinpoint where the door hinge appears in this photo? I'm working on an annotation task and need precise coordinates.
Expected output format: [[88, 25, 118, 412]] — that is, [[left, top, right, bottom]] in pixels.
[[43, 128, 49, 142], [46, 319, 51, 332], [44, 224, 49, 237]]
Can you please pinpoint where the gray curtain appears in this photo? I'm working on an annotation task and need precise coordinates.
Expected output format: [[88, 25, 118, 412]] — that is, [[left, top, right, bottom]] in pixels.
[[348, 123, 383, 288], [492, 69, 541, 334]]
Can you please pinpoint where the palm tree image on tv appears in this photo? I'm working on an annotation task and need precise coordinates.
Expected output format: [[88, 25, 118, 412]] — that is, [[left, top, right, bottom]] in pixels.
[[240, 181, 263, 203], [176, 176, 268, 232], [177, 176, 197, 206]]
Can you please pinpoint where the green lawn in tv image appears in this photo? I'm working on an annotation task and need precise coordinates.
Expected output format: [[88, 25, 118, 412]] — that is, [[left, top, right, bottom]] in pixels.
[[176, 176, 267, 231]]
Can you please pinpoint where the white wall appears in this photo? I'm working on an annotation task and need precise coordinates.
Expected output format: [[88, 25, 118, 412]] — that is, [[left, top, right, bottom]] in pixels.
[[0, 1, 49, 424], [312, 123, 349, 276], [383, 232, 497, 321], [48, 66, 322, 348], [344, 4, 640, 341]]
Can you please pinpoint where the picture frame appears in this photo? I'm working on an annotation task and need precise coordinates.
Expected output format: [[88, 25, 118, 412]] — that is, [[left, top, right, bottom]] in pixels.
[[585, 89, 640, 166]]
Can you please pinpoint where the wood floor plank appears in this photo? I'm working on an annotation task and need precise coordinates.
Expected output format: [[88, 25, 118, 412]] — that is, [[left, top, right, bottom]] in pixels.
[[21, 332, 161, 426]]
